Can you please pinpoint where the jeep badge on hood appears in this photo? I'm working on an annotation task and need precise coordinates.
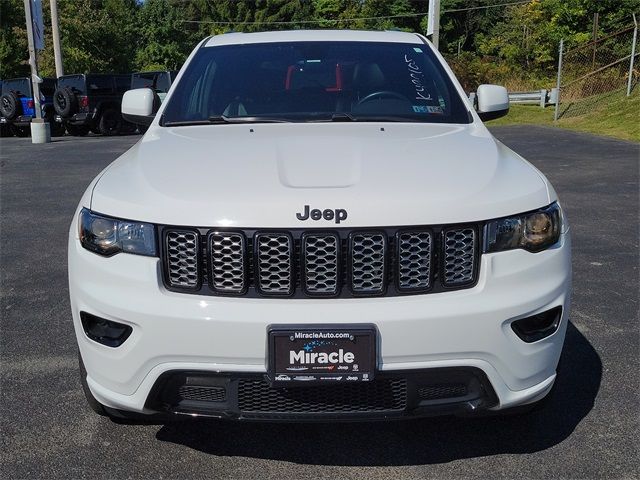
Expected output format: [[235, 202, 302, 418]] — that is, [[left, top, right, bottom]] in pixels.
[[296, 205, 348, 224]]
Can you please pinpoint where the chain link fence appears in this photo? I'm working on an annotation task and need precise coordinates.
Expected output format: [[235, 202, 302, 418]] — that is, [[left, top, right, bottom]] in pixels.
[[555, 23, 639, 119]]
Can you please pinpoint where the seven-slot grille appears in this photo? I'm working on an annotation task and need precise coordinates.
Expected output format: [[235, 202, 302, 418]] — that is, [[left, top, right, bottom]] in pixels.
[[162, 226, 479, 298]]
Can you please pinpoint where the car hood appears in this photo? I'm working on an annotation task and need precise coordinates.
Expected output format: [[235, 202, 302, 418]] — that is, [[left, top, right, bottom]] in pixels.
[[91, 123, 552, 227]]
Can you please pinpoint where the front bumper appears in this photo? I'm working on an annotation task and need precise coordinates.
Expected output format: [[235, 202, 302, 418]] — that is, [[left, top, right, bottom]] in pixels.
[[69, 218, 571, 418]]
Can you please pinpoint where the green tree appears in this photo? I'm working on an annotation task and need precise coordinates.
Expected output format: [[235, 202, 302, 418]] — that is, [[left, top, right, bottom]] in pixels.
[[0, 0, 28, 79], [312, 0, 363, 28], [253, 0, 315, 30], [135, 0, 193, 71], [436, 0, 507, 55], [36, 0, 138, 75], [356, 0, 421, 32]]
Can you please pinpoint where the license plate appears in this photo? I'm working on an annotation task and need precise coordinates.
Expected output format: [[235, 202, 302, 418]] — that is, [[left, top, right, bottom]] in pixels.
[[268, 325, 376, 385]]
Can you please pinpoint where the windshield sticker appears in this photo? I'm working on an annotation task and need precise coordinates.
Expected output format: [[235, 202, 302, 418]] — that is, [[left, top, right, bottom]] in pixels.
[[413, 47, 423, 53], [412, 105, 444, 114], [404, 54, 432, 101]]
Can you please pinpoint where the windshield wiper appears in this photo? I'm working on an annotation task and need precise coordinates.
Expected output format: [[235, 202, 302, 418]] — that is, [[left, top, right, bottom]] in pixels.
[[328, 112, 357, 122], [311, 113, 420, 123], [163, 119, 213, 127], [208, 115, 291, 124], [163, 115, 291, 127]]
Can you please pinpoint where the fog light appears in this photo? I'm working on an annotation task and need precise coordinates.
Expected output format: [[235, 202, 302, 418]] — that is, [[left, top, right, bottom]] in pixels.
[[80, 312, 132, 347], [511, 307, 562, 343]]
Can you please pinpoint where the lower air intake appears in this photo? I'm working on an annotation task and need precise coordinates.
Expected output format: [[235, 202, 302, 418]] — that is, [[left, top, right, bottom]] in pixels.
[[237, 378, 407, 413], [418, 383, 468, 401], [178, 385, 226, 402]]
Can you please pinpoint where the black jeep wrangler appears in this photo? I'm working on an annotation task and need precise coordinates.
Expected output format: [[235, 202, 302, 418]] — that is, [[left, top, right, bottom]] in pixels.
[[130, 70, 177, 99], [0, 77, 65, 137], [53, 73, 133, 136], [129, 70, 177, 132]]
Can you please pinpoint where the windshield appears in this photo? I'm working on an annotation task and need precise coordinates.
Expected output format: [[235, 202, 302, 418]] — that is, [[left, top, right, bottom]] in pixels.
[[58, 75, 86, 94], [161, 41, 471, 125], [2, 78, 31, 97], [132, 72, 172, 93], [131, 72, 157, 90]]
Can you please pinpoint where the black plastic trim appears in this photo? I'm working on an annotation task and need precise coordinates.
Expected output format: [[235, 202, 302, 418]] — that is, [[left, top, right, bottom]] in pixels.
[[80, 311, 132, 348], [511, 306, 563, 343], [144, 367, 498, 422], [478, 108, 509, 122]]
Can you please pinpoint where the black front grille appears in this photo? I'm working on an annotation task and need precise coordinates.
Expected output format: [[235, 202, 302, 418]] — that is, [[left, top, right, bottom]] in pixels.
[[237, 378, 407, 414], [161, 225, 480, 298]]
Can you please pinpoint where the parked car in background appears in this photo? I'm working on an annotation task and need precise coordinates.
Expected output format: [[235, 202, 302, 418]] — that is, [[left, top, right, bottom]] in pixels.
[[0, 77, 65, 137], [130, 70, 177, 102], [53, 74, 133, 136], [129, 71, 177, 132]]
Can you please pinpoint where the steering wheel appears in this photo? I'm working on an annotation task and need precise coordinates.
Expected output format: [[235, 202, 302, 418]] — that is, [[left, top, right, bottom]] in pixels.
[[356, 90, 410, 105]]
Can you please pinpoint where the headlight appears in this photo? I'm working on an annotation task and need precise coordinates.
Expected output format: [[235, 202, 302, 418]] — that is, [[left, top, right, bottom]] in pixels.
[[79, 208, 156, 257], [484, 203, 562, 253]]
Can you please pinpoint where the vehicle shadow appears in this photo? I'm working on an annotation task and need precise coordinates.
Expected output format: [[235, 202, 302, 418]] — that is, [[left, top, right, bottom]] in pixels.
[[154, 322, 601, 466]]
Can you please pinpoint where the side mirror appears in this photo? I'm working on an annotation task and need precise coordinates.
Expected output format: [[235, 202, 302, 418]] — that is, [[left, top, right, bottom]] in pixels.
[[476, 84, 509, 121], [122, 88, 160, 126]]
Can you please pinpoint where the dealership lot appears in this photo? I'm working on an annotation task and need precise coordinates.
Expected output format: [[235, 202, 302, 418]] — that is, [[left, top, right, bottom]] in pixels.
[[1, 127, 638, 478]]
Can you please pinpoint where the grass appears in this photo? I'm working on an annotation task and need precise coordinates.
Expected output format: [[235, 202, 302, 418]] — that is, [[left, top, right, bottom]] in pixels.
[[487, 89, 640, 142]]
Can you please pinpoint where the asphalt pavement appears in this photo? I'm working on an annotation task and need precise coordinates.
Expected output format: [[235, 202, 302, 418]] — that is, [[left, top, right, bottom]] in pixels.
[[1, 126, 638, 479]]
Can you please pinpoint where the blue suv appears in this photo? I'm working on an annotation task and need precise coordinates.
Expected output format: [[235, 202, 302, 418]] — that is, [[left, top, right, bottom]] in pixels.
[[0, 77, 65, 136]]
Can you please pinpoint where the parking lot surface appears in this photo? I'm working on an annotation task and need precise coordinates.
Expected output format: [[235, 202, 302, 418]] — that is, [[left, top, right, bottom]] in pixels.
[[1, 127, 638, 479]]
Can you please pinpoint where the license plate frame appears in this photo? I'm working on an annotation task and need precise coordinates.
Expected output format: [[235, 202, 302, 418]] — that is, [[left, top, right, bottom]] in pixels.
[[267, 324, 377, 386]]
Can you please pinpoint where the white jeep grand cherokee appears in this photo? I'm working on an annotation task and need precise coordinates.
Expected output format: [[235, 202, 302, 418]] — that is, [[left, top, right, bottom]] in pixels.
[[68, 30, 571, 421]]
